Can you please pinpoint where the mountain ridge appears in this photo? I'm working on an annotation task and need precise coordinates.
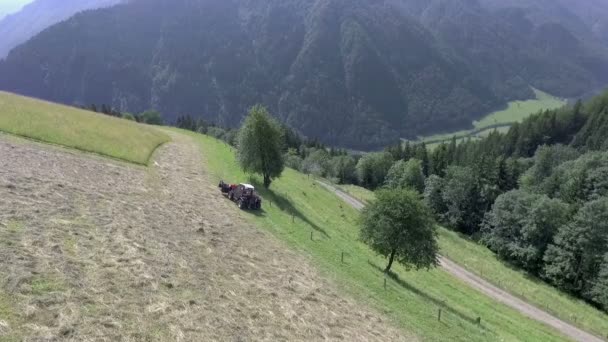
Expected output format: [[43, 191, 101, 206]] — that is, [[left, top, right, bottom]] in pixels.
[[1, 0, 607, 149], [0, 0, 123, 58]]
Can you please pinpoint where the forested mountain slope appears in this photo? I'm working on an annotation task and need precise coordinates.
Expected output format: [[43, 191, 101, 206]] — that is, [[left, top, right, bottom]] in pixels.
[[0, 0, 122, 58], [1, 0, 608, 149]]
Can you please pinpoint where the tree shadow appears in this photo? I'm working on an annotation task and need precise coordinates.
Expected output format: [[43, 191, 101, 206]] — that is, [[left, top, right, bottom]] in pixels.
[[368, 261, 487, 329], [246, 179, 331, 239]]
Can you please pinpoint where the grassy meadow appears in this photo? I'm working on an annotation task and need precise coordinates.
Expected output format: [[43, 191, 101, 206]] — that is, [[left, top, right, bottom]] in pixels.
[[473, 89, 565, 129], [413, 88, 566, 149], [181, 129, 573, 342], [342, 185, 608, 338], [0, 92, 169, 164]]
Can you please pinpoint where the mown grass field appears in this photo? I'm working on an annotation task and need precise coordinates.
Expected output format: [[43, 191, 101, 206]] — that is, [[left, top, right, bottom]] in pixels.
[[0, 92, 169, 164], [182, 129, 572, 342], [413, 88, 566, 149], [342, 185, 608, 338]]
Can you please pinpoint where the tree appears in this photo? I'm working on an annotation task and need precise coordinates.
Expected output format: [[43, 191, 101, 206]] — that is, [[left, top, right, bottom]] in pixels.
[[122, 112, 136, 121], [385, 159, 425, 193], [481, 190, 570, 273], [441, 166, 483, 234], [423, 175, 447, 218], [360, 189, 439, 273], [285, 148, 303, 171], [140, 110, 163, 125], [176, 114, 198, 131], [415, 143, 430, 176], [301, 149, 330, 177], [520, 144, 579, 192], [356, 152, 393, 189], [237, 105, 285, 188], [590, 255, 608, 310], [543, 198, 608, 298], [329, 155, 357, 184], [430, 143, 449, 177]]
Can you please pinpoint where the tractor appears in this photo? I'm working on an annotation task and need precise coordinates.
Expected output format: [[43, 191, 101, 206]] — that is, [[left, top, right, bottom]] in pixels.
[[218, 181, 262, 210]]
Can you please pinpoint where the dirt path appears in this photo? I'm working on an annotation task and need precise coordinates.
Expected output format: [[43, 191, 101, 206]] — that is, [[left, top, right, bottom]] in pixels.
[[316, 181, 604, 342], [0, 133, 410, 341]]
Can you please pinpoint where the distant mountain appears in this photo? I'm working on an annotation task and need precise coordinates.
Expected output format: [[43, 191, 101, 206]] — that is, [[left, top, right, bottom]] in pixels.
[[1, 0, 608, 149], [0, 0, 123, 58]]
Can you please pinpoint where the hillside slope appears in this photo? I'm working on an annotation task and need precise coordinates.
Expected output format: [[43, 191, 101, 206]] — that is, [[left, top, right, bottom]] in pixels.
[[0, 91, 169, 164], [1, 0, 608, 149], [0, 131, 409, 341], [335, 182, 608, 340], [186, 130, 582, 341]]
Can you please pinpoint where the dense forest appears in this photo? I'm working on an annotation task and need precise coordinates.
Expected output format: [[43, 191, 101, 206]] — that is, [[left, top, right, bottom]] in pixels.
[[2, 0, 608, 149], [387, 92, 608, 312]]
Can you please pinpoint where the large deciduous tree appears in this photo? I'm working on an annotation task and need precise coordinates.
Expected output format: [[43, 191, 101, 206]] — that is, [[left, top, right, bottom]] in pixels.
[[356, 152, 394, 189], [440, 166, 483, 234], [543, 198, 608, 299], [482, 190, 570, 273], [237, 105, 285, 188], [385, 158, 426, 193], [360, 189, 438, 273]]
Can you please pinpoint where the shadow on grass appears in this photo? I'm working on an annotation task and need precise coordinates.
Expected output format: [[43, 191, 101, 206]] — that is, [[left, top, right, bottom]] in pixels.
[[368, 261, 487, 329], [244, 178, 331, 239]]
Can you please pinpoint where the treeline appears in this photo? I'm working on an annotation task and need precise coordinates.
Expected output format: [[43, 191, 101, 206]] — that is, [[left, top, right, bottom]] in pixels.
[[83, 104, 163, 125]]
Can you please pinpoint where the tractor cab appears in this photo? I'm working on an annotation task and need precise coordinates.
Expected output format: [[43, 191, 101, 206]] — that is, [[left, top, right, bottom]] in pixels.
[[219, 180, 262, 210]]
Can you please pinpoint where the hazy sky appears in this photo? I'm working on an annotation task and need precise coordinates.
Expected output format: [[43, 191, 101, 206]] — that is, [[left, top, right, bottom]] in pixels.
[[0, 0, 34, 19]]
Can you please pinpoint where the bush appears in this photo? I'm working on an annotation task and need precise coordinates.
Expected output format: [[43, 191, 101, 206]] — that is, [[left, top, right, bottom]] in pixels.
[[139, 110, 163, 125], [122, 112, 136, 121]]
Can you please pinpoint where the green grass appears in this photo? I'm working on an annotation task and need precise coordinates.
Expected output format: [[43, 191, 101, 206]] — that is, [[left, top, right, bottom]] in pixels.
[[341, 184, 608, 338], [0, 291, 21, 341], [30, 276, 65, 296], [412, 88, 566, 148], [338, 184, 376, 204], [0, 91, 170, 164], [439, 228, 608, 338], [473, 89, 565, 129], [181, 129, 571, 341], [6, 220, 24, 234]]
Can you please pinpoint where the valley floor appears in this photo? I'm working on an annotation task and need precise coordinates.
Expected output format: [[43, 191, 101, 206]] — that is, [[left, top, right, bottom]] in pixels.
[[0, 132, 408, 341]]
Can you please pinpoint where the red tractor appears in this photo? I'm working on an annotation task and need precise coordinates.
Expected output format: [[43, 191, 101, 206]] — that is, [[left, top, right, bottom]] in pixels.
[[218, 181, 262, 210]]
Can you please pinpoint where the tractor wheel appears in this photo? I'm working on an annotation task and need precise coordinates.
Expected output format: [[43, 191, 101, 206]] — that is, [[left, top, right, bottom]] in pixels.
[[229, 192, 234, 201], [238, 200, 246, 210]]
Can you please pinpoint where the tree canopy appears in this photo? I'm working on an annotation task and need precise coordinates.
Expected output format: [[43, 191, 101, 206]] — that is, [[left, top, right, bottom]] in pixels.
[[360, 189, 438, 273], [237, 105, 285, 188], [385, 158, 425, 193], [356, 152, 393, 189], [482, 190, 571, 273]]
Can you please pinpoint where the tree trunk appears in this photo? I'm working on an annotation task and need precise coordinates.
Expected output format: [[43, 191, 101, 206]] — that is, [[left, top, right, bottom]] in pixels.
[[385, 249, 397, 273], [263, 174, 271, 188]]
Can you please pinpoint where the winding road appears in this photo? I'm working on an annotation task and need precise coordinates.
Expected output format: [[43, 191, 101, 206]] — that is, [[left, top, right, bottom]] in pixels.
[[316, 181, 605, 342]]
